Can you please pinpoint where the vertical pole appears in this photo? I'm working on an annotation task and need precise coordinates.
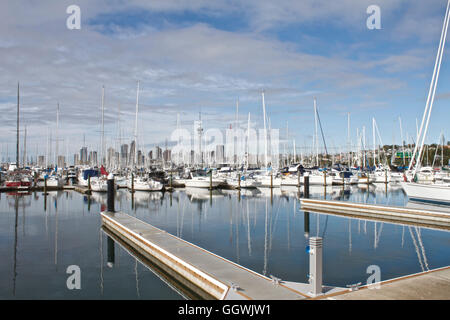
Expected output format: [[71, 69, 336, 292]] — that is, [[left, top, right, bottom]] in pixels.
[[131, 173, 134, 193], [304, 175, 310, 198], [107, 173, 115, 213], [44, 176, 48, 195], [270, 171, 273, 189], [209, 170, 212, 190], [107, 236, 115, 268], [309, 236, 323, 296], [238, 172, 241, 190], [16, 82, 20, 169], [304, 212, 310, 238]]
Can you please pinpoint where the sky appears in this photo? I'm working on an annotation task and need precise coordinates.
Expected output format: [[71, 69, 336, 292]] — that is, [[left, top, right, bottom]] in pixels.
[[1, 0, 450, 161]]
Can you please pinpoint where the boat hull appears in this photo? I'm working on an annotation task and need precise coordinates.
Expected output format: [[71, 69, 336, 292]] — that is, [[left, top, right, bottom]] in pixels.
[[401, 182, 450, 205]]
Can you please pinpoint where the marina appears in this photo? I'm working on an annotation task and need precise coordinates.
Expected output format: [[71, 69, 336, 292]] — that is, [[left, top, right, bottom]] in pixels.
[[1, 182, 449, 300], [2, 0, 450, 304]]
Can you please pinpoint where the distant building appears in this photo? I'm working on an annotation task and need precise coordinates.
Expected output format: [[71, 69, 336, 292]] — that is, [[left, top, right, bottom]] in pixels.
[[73, 154, 80, 166], [153, 146, 162, 161], [38, 155, 45, 167], [215, 144, 224, 164], [129, 141, 136, 166], [120, 144, 128, 167], [89, 151, 98, 166], [57, 155, 65, 168], [163, 149, 171, 162], [80, 147, 88, 165], [107, 147, 115, 168]]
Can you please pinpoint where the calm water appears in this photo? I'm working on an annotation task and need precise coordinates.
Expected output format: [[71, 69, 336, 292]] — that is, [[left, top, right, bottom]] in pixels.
[[0, 184, 449, 299]]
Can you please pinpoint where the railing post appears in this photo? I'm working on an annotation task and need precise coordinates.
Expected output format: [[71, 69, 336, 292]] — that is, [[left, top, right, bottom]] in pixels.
[[308, 236, 323, 296], [304, 175, 310, 198], [107, 173, 115, 213]]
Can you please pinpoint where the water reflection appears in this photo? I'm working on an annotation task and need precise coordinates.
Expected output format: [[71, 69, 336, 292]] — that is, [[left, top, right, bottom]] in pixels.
[[0, 186, 449, 299]]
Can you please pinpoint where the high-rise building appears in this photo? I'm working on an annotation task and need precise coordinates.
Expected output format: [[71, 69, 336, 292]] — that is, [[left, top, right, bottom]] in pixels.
[[163, 149, 171, 162], [57, 155, 65, 168], [80, 147, 88, 165], [107, 147, 115, 168], [89, 151, 98, 166], [38, 155, 45, 167], [73, 153, 80, 166], [120, 144, 128, 167], [153, 146, 162, 160], [215, 144, 224, 164], [129, 141, 136, 166]]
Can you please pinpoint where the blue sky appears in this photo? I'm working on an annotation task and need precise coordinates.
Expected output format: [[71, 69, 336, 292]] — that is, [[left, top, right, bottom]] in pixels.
[[1, 0, 450, 160]]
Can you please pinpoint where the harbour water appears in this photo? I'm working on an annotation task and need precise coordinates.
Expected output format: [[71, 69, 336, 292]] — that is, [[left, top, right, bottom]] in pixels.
[[1, 185, 449, 299]]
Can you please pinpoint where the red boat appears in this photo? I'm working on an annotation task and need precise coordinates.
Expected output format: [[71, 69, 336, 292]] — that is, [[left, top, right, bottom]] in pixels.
[[5, 176, 31, 188], [5, 180, 21, 187]]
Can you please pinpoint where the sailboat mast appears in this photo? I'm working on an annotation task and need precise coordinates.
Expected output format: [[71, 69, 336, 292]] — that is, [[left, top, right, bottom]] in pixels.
[[347, 113, 351, 167], [399, 117, 405, 165], [372, 117, 376, 167], [246, 112, 250, 169], [314, 97, 319, 166], [23, 126, 27, 167], [56, 103, 59, 168], [134, 81, 140, 168], [262, 90, 268, 169], [16, 82, 20, 168], [411, 0, 450, 176], [235, 98, 239, 166], [100, 86, 105, 167]]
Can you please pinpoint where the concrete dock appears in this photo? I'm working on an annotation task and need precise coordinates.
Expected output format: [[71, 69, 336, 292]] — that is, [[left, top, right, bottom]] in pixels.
[[316, 266, 450, 300], [101, 210, 315, 300], [300, 199, 450, 230]]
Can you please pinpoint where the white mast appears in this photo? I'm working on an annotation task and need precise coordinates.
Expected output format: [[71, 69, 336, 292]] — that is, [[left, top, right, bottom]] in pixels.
[[262, 90, 268, 169], [55, 103, 59, 168], [362, 126, 366, 168], [347, 113, 351, 166], [23, 125, 27, 167], [246, 112, 250, 169], [293, 139, 296, 163], [46, 127, 50, 168], [134, 81, 140, 168], [100, 86, 105, 167], [411, 0, 450, 176], [399, 117, 405, 165], [372, 117, 376, 167], [235, 98, 239, 166], [314, 97, 319, 166]]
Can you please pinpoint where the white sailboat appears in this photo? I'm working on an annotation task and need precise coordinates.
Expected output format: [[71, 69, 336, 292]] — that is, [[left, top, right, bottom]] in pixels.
[[401, 0, 450, 204], [127, 175, 164, 191]]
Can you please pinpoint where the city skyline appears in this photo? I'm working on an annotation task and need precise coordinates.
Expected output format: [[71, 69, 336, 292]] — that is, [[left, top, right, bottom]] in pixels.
[[1, 1, 450, 160]]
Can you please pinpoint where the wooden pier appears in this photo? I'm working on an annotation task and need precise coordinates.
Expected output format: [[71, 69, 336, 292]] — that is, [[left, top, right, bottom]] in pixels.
[[316, 266, 450, 300], [101, 210, 316, 300], [300, 199, 450, 230]]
